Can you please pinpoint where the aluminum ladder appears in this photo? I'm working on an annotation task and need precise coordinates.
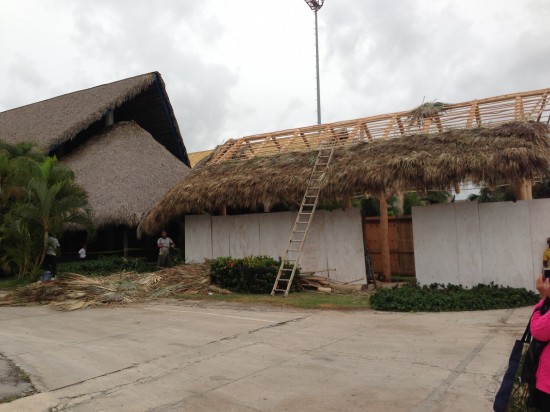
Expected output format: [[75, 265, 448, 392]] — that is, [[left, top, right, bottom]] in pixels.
[[271, 139, 336, 297]]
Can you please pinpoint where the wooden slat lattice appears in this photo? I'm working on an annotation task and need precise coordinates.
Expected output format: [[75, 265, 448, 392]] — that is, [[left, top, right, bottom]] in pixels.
[[207, 87, 550, 164]]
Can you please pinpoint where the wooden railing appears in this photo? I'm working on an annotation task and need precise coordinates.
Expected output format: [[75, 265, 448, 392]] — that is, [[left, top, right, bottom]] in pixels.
[[207, 87, 550, 164]]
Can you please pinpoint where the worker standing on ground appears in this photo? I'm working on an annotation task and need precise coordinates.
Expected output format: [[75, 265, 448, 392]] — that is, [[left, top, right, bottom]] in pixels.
[[544, 237, 550, 268], [44, 235, 60, 280], [157, 230, 175, 268]]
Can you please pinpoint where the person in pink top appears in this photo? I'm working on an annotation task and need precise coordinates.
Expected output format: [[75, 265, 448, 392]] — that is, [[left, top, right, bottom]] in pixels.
[[531, 274, 550, 410]]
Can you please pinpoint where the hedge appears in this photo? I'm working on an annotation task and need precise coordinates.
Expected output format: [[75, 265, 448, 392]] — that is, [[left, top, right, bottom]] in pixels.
[[370, 283, 539, 312], [210, 255, 300, 294]]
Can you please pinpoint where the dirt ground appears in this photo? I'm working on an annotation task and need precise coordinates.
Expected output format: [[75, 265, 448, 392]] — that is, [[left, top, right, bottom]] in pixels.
[[0, 300, 532, 411]]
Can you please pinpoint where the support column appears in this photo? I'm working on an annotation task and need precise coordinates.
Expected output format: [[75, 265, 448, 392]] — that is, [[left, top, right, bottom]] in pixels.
[[514, 180, 532, 201], [394, 192, 404, 215], [379, 193, 391, 281], [342, 195, 352, 210], [218, 205, 227, 216], [123, 226, 128, 258]]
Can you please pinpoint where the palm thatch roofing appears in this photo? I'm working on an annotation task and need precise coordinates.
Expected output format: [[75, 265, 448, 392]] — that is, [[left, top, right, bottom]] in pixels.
[[188, 149, 214, 167], [140, 121, 550, 235], [63, 121, 190, 228], [0, 72, 190, 166]]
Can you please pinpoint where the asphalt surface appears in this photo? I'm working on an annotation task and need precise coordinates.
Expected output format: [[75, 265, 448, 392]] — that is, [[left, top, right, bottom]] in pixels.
[[0, 300, 532, 411]]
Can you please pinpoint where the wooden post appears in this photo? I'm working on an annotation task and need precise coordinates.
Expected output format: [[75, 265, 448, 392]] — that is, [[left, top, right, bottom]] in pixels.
[[379, 193, 391, 281], [394, 192, 404, 215], [342, 195, 352, 210], [514, 180, 532, 200], [219, 205, 227, 216], [123, 226, 128, 258], [263, 201, 271, 213]]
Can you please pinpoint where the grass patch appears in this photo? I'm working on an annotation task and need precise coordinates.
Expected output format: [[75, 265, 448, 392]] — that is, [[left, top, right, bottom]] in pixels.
[[175, 290, 371, 310], [0, 277, 33, 290]]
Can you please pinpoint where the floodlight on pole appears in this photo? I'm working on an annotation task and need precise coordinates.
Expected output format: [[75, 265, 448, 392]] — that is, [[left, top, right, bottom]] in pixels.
[[304, 0, 324, 125]]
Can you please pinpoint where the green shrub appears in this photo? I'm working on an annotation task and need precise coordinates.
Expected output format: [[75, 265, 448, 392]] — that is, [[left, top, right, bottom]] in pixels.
[[210, 255, 300, 294], [370, 282, 539, 312], [58, 255, 152, 276]]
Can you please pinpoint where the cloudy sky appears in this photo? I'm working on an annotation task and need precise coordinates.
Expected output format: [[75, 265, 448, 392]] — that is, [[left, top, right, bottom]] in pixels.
[[1, 0, 549, 153]]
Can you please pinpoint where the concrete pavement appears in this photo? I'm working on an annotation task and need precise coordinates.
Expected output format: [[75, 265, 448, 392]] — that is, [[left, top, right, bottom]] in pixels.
[[0, 301, 532, 411]]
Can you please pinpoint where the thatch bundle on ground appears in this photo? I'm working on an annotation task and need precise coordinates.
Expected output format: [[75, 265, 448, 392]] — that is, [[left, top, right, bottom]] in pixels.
[[0, 263, 231, 311], [140, 121, 550, 234]]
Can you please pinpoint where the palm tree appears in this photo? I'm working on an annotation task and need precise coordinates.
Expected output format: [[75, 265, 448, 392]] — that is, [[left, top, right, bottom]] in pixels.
[[18, 157, 94, 271], [0, 143, 94, 278], [0, 143, 46, 276]]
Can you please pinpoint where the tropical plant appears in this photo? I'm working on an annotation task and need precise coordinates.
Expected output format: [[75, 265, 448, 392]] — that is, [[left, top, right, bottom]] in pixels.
[[467, 187, 515, 203], [362, 191, 451, 217], [0, 143, 94, 278]]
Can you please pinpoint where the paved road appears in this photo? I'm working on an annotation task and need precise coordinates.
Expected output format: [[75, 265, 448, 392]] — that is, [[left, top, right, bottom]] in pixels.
[[0, 301, 531, 411]]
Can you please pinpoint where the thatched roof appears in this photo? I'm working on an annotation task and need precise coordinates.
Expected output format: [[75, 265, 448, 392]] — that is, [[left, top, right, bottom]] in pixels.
[[188, 149, 214, 167], [140, 121, 550, 234], [63, 121, 190, 228], [0, 72, 190, 166]]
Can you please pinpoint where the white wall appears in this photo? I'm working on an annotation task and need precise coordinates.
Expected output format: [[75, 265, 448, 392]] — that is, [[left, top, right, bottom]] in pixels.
[[412, 199, 550, 290], [185, 208, 367, 284]]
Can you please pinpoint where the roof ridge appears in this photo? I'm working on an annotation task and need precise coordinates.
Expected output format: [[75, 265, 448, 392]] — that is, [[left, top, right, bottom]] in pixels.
[[0, 71, 158, 114]]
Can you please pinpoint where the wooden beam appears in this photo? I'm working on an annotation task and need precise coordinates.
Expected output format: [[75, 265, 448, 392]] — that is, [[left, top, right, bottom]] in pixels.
[[536, 93, 548, 122], [362, 123, 372, 140], [422, 118, 433, 133], [379, 193, 391, 281], [396, 117, 405, 136], [434, 113, 443, 132], [466, 102, 478, 128], [383, 117, 396, 138], [515, 96, 525, 120]]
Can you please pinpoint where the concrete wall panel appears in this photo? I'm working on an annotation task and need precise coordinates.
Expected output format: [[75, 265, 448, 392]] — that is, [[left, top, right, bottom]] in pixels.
[[414, 199, 550, 290], [258, 212, 294, 259], [228, 214, 260, 258], [412, 204, 459, 285], [324, 208, 367, 284], [300, 211, 328, 276], [185, 208, 366, 283], [184, 215, 212, 263], [478, 202, 532, 288], [529, 199, 550, 280], [212, 216, 230, 258], [455, 202, 483, 286]]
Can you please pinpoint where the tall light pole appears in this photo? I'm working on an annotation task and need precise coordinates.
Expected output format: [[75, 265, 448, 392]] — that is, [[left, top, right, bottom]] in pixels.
[[304, 0, 324, 125]]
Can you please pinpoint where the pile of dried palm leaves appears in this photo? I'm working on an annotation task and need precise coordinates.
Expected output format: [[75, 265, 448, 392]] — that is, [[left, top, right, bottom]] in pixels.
[[0, 263, 231, 311]]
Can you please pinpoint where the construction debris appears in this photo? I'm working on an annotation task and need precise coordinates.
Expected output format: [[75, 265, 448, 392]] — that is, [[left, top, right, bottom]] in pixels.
[[298, 275, 366, 294], [0, 263, 231, 311]]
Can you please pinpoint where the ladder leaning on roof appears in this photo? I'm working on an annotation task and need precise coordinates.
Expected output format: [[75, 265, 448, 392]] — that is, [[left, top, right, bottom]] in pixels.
[[271, 139, 336, 297]]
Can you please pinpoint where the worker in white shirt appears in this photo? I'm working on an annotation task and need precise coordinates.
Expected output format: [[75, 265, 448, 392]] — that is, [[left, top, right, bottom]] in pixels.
[[157, 230, 175, 268]]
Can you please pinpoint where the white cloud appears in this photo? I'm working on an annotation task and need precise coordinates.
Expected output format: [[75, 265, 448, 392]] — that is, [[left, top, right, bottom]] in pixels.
[[1, 0, 549, 152]]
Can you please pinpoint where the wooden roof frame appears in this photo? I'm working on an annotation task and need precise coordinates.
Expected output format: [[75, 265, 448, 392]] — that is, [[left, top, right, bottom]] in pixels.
[[207, 87, 550, 164]]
